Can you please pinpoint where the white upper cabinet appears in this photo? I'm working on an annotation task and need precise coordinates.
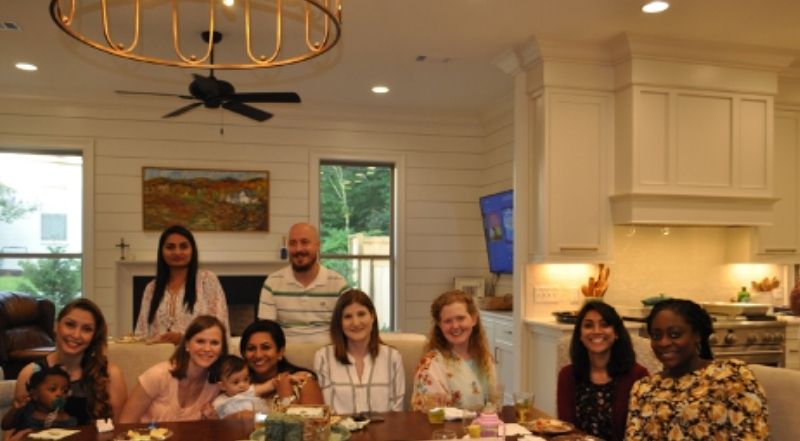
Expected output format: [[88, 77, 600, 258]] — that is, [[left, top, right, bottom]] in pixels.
[[609, 35, 793, 226], [529, 89, 613, 262]]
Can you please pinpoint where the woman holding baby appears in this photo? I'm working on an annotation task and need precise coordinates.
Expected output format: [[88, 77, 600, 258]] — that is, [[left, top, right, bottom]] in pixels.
[[119, 315, 227, 422]]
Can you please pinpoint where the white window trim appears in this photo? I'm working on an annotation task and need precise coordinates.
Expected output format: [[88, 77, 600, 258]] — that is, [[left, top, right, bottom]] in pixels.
[[308, 149, 407, 331], [0, 135, 95, 302]]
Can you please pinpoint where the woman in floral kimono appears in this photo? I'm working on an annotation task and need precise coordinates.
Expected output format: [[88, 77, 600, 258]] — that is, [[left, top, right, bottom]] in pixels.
[[411, 290, 497, 411]]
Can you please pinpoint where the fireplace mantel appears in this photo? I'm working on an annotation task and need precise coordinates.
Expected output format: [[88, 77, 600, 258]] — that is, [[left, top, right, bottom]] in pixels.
[[115, 260, 286, 337]]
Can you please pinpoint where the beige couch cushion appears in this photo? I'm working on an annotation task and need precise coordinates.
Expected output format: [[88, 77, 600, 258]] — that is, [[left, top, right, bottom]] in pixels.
[[0, 379, 16, 441], [749, 364, 800, 441], [107, 342, 175, 392]]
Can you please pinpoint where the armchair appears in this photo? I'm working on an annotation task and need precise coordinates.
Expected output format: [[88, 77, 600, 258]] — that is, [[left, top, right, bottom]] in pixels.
[[0, 291, 56, 379]]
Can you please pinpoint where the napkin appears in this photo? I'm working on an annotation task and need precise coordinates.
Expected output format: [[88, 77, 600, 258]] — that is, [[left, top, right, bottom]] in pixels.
[[336, 417, 370, 431], [443, 407, 477, 421], [519, 436, 547, 441], [28, 429, 81, 440], [503, 423, 532, 436]]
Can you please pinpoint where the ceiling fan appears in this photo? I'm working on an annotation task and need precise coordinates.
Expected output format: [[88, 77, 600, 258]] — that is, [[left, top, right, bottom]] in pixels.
[[115, 32, 300, 122]]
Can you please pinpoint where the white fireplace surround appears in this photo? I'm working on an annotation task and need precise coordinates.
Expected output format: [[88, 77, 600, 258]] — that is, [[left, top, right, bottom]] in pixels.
[[115, 260, 286, 337]]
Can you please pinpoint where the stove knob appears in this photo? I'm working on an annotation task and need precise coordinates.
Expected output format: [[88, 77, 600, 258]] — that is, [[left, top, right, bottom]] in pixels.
[[762, 334, 773, 344], [724, 333, 737, 345], [708, 333, 719, 345], [746, 334, 758, 345], [773, 333, 784, 343]]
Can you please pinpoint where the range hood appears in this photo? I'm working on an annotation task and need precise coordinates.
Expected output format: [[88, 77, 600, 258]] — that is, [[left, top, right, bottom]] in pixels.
[[610, 193, 777, 226]]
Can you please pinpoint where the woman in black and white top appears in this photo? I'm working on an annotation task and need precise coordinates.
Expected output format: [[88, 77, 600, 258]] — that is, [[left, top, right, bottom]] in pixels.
[[313, 289, 405, 414]]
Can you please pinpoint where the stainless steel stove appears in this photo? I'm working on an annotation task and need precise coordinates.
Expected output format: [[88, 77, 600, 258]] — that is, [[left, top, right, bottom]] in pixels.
[[708, 316, 786, 366]]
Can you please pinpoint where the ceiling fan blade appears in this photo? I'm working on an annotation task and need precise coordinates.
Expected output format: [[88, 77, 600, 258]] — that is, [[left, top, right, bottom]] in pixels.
[[231, 92, 301, 103], [162, 102, 203, 118], [116, 90, 193, 99], [222, 101, 273, 122]]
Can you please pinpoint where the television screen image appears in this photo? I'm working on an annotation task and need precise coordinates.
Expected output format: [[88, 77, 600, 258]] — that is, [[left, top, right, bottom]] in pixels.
[[479, 190, 513, 274]]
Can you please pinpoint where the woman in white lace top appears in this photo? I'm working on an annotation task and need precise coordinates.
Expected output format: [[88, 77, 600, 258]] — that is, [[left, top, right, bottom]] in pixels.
[[134, 225, 228, 344]]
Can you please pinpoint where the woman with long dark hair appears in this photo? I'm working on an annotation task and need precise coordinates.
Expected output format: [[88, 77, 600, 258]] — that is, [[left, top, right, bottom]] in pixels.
[[119, 315, 228, 422], [134, 224, 228, 344], [625, 299, 769, 440], [314, 289, 405, 414], [557, 301, 648, 441], [239, 320, 323, 410], [10, 299, 127, 434]]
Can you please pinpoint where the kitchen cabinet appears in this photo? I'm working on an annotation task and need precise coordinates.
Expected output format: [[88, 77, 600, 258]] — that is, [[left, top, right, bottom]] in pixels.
[[726, 110, 800, 263], [753, 110, 800, 260], [784, 320, 800, 370], [529, 90, 613, 262], [481, 310, 515, 404]]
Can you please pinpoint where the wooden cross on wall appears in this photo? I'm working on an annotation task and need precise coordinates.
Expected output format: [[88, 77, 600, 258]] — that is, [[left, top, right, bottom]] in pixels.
[[115, 238, 130, 260]]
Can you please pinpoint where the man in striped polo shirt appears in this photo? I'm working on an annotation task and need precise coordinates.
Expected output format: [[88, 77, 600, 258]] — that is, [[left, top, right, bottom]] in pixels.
[[257, 222, 349, 342]]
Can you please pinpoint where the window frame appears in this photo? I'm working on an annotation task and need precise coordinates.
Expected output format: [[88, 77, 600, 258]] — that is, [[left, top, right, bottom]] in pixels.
[[0, 137, 95, 301], [310, 150, 405, 330]]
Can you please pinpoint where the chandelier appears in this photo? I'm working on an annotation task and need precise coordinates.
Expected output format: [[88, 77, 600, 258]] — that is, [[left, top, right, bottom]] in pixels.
[[49, 0, 343, 70]]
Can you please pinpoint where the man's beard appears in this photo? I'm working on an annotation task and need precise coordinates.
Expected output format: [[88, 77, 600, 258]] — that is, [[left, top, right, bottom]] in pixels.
[[291, 252, 317, 273]]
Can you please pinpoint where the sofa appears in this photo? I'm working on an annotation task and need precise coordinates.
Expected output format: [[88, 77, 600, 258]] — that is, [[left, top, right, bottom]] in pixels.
[[0, 292, 56, 380], [0, 332, 426, 440], [749, 364, 800, 441]]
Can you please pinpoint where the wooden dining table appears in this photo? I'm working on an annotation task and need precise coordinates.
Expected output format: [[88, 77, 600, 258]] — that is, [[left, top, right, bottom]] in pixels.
[[33, 406, 582, 441]]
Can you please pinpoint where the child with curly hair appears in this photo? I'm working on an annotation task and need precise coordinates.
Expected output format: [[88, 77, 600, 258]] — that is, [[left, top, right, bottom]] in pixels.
[[2, 364, 77, 431]]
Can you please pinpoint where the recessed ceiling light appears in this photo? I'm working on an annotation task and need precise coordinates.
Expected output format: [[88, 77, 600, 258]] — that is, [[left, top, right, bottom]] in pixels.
[[371, 86, 390, 94], [642, 1, 669, 13], [15, 62, 37, 71], [222, 0, 235, 7]]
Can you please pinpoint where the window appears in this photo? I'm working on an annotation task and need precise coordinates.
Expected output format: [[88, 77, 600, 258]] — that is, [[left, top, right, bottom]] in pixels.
[[41, 213, 67, 241], [319, 161, 394, 330], [0, 151, 83, 311]]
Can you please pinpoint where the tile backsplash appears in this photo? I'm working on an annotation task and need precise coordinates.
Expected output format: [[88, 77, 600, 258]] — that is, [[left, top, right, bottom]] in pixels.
[[526, 226, 790, 317]]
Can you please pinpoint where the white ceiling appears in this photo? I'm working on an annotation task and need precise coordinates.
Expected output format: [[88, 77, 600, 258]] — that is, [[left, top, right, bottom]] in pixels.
[[2, 0, 800, 120]]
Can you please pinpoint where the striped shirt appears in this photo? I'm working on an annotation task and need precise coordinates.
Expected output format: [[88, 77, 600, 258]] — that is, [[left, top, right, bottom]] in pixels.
[[257, 265, 348, 342], [314, 344, 406, 414]]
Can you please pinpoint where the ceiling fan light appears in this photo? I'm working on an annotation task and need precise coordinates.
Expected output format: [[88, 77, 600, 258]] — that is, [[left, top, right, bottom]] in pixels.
[[371, 86, 390, 94], [642, 1, 670, 14], [15, 62, 38, 71]]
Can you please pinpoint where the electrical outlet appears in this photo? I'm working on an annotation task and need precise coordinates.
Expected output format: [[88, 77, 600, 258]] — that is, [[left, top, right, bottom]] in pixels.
[[534, 285, 559, 303]]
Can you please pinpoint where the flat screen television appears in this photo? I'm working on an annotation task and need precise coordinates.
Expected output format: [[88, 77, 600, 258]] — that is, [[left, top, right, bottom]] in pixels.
[[479, 189, 513, 274]]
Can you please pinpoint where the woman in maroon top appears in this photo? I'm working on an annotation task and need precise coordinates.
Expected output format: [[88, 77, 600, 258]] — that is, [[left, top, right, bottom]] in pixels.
[[557, 302, 648, 441]]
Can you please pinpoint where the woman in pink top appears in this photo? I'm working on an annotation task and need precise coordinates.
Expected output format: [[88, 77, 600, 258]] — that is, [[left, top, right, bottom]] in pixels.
[[119, 315, 228, 423]]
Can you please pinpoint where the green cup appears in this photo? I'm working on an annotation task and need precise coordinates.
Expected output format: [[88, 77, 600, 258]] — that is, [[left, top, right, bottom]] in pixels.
[[427, 407, 446, 424]]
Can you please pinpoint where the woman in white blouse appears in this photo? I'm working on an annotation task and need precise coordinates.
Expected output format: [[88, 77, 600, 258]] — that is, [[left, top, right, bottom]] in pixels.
[[314, 289, 405, 414], [134, 225, 229, 344]]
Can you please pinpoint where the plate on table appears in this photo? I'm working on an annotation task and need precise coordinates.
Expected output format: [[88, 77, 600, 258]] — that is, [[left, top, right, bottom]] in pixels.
[[249, 425, 351, 441], [113, 428, 172, 441], [550, 434, 603, 441], [525, 418, 574, 434]]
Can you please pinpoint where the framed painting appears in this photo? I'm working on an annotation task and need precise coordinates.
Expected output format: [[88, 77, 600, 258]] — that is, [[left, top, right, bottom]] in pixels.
[[142, 167, 269, 231]]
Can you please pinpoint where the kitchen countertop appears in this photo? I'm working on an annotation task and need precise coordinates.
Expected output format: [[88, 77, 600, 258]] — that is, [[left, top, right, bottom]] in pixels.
[[479, 308, 512, 317], [525, 316, 646, 332]]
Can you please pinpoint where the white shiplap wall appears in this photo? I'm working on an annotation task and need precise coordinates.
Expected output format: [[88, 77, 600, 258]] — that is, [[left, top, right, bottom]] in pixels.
[[478, 99, 515, 298], [0, 97, 512, 334]]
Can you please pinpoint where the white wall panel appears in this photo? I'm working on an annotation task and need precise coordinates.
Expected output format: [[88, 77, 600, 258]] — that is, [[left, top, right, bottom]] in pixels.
[[0, 97, 510, 333]]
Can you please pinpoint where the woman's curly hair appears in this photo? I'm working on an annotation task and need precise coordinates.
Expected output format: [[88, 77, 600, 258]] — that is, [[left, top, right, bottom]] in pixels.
[[425, 290, 494, 381]]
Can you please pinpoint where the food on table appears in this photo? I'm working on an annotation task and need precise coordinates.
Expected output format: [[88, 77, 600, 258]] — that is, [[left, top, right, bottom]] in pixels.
[[526, 418, 573, 434]]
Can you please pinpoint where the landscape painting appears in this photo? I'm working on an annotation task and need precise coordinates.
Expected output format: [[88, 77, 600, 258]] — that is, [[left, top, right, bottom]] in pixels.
[[143, 167, 269, 231]]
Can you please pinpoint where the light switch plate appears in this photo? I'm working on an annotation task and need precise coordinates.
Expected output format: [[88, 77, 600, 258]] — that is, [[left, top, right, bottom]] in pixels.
[[534, 285, 559, 303]]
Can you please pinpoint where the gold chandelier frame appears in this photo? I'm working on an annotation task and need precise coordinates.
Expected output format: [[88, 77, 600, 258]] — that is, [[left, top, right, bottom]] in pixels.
[[49, 0, 343, 69]]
